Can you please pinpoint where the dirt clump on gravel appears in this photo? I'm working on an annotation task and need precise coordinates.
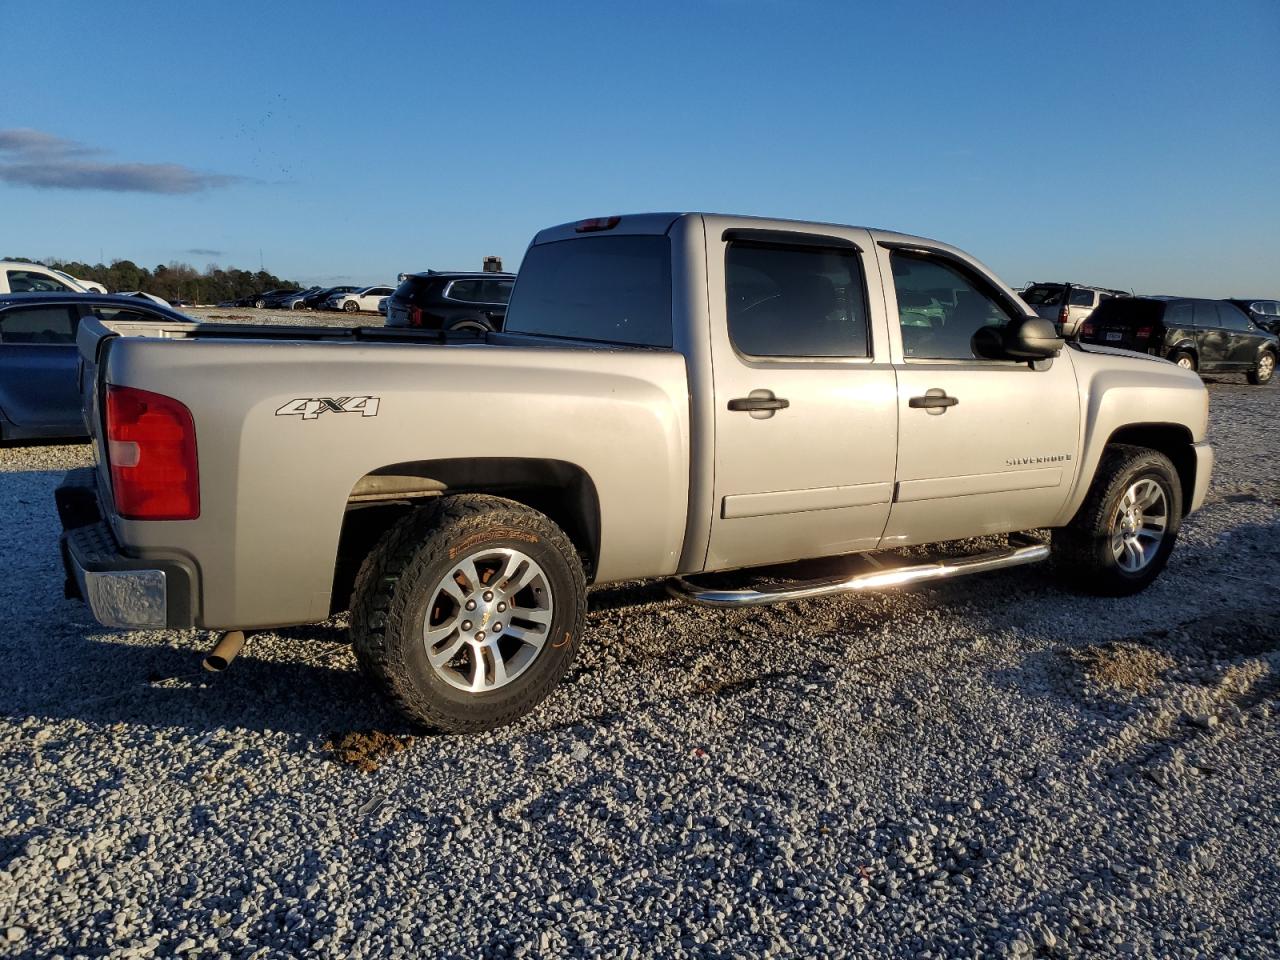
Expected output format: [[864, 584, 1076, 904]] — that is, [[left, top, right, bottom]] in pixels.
[[1072, 641, 1176, 693], [321, 730, 415, 772]]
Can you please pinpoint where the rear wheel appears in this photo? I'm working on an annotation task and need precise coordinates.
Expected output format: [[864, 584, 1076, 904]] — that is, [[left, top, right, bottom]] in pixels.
[[447, 316, 493, 334], [1247, 350, 1275, 386], [1053, 444, 1182, 596], [350, 495, 587, 732], [1171, 350, 1196, 372]]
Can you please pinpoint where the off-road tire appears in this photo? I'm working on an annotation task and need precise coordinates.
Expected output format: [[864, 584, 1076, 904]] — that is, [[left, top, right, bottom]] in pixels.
[[350, 495, 587, 732], [1170, 350, 1197, 372], [1246, 350, 1276, 386], [1053, 444, 1182, 596]]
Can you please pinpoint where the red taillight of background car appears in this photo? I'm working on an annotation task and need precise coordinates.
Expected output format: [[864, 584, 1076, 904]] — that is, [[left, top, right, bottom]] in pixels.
[[105, 385, 199, 520], [1058, 304, 1070, 326], [1080, 321, 1095, 338], [1135, 326, 1152, 339], [408, 305, 424, 327]]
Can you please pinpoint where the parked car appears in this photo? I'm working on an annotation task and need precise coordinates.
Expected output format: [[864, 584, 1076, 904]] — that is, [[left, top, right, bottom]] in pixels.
[[1228, 299, 1280, 335], [59, 212, 1213, 733], [278, 286, 329, 310], [0, 292, 193, 441], [1020, 282, 1129, 337], [1079, 297, 1278, 385], [324, 285, 394, 313], [257, 287, 309, 309], [385, 271, 516, 331], [0, 261, 88, 294], [52, 269, 107, 294], [116, 291, 171, 307], [298, 285, 359, 310]]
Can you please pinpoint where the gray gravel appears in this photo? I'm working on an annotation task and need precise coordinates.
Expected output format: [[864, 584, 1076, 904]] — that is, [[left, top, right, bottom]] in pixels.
[[2, 373, 1278, 959]]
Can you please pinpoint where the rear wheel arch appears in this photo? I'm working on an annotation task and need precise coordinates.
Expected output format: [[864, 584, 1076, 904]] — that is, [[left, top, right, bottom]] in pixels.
[[331, 458, 602, 613]]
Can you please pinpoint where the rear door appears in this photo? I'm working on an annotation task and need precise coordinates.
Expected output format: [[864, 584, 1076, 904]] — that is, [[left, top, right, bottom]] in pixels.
[[704, 223, 898, 571], [1193, 300, 1229, 369], [0, 304, 83, 429], [881, 245, 1080, 545]]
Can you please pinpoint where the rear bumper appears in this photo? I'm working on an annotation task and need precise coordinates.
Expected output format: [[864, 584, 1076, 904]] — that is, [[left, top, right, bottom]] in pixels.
[[1188, 441, 1213, 515], [56, 468, 196, 629]]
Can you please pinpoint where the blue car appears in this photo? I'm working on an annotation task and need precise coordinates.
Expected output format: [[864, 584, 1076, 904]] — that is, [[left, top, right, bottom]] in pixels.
[[0, 293, 195, 442]]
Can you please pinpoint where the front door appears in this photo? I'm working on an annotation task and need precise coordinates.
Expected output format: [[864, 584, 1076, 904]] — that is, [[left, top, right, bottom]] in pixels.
[[879, 246, 1080, 545], [704, 225, 898, 571]]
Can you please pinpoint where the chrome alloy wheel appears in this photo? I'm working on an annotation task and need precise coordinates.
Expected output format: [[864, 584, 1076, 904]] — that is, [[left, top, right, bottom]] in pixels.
[[1176, 355, 1194, 369], [1258, 353, 1275, 381], [1111, 478, 1169, 573], [421, 547, 554, 693]]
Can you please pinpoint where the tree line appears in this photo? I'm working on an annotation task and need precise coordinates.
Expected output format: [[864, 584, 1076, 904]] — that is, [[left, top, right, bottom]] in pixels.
[[3, 256, 304, 304]]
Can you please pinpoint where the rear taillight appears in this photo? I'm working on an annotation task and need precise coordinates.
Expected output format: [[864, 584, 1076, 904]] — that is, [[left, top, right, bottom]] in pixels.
[[408, 305, 424, 328], [1058, 305, 1070, 325], [1080, 322, 1095, 338], [1135, 326, 1152, 339], [105, 385, 199, 520]]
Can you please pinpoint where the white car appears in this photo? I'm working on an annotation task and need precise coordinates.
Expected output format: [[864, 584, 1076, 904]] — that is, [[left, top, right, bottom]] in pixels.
[[52, 269, 107, 294], [0, 261, 89, 294], [325, 285, 394, 313]]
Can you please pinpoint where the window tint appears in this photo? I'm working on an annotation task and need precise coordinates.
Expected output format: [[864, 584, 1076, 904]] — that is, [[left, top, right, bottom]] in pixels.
[[446, 280, 484, 303], [504, 236, 672, 347], [1020, 284, 1064, 306], [481, 278, 513, 303], [1192, 301, 1220, 327], [0, 305, 78, 343], [1216, 303, 1250, 330], [891, 253, 1015, 360], [91, 306, 168, 324], [1164, 301, 1193, 327], [725, 243, 868, 358], [370, 287, 392, 297], [7, 269, 74, 293], [1069, 288, 1095, 306]]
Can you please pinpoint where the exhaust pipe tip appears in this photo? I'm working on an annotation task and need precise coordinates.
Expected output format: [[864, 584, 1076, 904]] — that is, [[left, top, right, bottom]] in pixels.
[[202, 630, 246, 673]]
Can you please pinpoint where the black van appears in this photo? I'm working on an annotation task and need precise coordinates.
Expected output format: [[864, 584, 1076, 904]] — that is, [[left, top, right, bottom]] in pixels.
[[1079, 297, 1278, 386]]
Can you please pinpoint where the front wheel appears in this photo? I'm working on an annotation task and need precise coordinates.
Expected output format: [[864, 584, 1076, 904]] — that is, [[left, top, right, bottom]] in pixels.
[[1247, 350, 1276, 386], [350, 495, 587, 732], [1053, 444, 1182, 596], [253, 299, 266, 309], [343, 300, 359, 313]]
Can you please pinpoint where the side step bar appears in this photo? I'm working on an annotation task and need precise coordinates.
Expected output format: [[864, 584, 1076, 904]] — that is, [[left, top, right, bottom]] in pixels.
[[666, 535, 1050, 608]]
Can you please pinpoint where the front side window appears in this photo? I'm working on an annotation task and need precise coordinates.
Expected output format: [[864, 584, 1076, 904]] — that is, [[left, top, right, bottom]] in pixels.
[[1216, 303, 1250, 330], [0, 305, 78, 343], [891, 252, 1015, 360], [7, 269, 74, 293], [504, 235, 672, 347], [726, 242, 868, 358]]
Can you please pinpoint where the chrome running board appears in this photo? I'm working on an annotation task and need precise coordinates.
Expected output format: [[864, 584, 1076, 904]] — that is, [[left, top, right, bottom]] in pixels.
[[666, 535, 1050, 608]]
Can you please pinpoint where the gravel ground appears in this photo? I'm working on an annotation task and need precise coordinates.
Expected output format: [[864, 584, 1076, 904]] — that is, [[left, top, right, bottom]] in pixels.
[[1, 371, 1277, 959]]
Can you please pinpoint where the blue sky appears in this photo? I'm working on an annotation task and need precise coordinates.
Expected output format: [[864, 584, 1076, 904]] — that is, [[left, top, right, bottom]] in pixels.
[[1, 0, 1276, 295]]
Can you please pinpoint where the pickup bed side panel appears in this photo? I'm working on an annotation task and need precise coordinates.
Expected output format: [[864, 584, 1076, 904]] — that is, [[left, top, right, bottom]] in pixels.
[[103, 340, 690, 629]]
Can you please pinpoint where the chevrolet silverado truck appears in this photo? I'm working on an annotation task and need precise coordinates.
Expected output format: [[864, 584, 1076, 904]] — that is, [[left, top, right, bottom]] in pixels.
[[57, 213, 1213, 731]]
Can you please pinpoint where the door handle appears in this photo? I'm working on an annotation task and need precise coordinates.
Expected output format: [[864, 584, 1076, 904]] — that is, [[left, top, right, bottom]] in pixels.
[[728, 396, 790, 412], [909, 393, 959, 410]]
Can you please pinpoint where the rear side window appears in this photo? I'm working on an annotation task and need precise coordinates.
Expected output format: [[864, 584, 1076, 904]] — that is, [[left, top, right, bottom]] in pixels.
[[726, 242, 869, 357], [0, 305, 78, 343], [481, 278, 513, 303], [505, 236, 672, 347], [1069, 288, 1095, 306], [446, 279, 484, 303]]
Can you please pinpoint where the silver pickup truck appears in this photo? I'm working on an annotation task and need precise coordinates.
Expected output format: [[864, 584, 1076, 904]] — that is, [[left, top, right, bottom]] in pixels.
[[57, 213, 1213, 731]]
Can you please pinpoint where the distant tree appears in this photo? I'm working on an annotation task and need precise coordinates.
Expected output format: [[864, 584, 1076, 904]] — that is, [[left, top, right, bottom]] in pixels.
[[27, 254, 304, 304]]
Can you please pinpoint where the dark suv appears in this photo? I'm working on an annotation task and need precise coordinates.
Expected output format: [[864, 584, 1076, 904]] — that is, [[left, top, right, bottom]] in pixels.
[[385, 271, 515, 332], [1228, 299, 1280, 335], [1079, 297, 1278, 385]]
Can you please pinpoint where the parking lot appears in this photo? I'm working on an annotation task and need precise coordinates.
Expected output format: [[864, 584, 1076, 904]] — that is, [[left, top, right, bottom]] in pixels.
[[1, 375, 1277, 958]]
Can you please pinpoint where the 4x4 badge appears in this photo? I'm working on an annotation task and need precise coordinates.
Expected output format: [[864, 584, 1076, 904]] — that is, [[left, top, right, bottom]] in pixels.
[[275, 396, 380, 420]]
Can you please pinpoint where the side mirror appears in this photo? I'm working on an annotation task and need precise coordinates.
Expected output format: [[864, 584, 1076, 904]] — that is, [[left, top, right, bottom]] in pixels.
[[973, 316, 1064, 361]]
